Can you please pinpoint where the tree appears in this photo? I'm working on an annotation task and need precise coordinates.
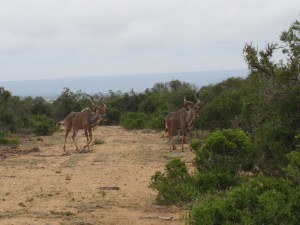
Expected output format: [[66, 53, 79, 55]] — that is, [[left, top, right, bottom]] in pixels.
[[243, 19, 300, 175]]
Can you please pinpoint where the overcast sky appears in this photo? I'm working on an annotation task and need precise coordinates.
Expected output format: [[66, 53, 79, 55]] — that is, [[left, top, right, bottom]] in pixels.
[[0, 0, 299, 81]]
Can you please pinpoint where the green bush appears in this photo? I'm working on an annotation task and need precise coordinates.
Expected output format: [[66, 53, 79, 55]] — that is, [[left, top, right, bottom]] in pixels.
[[120, 112, 146, 130], [194, 128, 254, 174], [145, 112, 166, 130], [27, 115, 57, 136], [285, 135, 300, 185], [193, 172, 237, 193], [0, 131, 19, 147], [187, 174, 300, 225], [255, 118, 293, 175], [150, 158, 195, 205]]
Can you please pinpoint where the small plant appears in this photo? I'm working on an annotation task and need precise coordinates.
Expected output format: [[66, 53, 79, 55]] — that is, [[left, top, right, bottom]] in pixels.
[[94, 138, 104, 145]]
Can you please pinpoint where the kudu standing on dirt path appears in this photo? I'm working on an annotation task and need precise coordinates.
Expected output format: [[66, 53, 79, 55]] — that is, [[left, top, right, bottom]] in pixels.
[[165, 96, 202, 151], [59, 94, 107, 152]]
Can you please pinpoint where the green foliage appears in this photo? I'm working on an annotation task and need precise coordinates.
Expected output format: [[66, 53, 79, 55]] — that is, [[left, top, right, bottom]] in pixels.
[[93, 138, 105, 145], [194, 128, 254, 174], [27, 115, 57, 136], [0, 131, 19, 147], [150, 158, 195, 205], [254, 117, 294, 175], [52, 88, 87, 121], [190, 138, 201, 152], [120, 112, 146, 130], [198, 78, 245, 130], [193, 172, 237, 193], [285, 135, 300, 185], [187, 174, 300, 225], [144, 111, 166, 130]]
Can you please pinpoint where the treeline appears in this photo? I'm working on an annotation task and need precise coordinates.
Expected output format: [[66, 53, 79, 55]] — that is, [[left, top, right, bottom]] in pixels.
[[0, 19, 299, 224], [0, 79, 199, 134]]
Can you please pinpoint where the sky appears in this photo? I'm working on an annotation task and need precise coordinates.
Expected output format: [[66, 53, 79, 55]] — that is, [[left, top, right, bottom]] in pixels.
[[0, 0, 299, 82]]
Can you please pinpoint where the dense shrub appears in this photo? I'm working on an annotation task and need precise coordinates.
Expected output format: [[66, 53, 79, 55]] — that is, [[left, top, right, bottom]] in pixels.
[[27, 115, 57, 136], [120, 112, 146, 130], [194, 128, 254, 174], [192, 172, 237, 193], [144, 111, 166, 130], [0, 131, 19, 147], [187, 174, 300, 225], [150, 158, 195, 205]]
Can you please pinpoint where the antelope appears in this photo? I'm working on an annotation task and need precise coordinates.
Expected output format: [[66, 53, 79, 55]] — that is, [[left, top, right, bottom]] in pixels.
[[59, 94, 107, 152], [165, 96, 202, 151]]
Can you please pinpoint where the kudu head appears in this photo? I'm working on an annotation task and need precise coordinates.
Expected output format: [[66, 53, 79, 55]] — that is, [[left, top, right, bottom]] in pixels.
[[183, 92, 202, 112], [86, 94, 108, 121], [183, 93, 202, 128]]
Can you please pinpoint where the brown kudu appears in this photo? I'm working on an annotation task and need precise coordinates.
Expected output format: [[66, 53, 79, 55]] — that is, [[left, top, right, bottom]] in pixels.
[[58, 94, 107, 152], [165, 96, 202, 151]]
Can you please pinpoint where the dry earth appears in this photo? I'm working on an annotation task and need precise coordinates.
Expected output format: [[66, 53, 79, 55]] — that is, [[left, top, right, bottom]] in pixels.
[[0, 126, 195, 225]]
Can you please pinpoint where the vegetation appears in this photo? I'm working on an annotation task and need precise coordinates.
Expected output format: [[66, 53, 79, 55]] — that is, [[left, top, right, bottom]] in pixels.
[[0, 18, 299, 225], [150, 19, 300, 225]]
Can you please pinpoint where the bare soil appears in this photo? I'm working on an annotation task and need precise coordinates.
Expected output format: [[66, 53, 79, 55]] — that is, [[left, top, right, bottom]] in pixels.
[[0, 126, 195, 225]]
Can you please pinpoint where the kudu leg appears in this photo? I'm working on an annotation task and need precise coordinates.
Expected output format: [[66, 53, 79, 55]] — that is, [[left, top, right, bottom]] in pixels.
[[63, 127, 72, 151], [181, 131, 188, 151], [72, 129, 80, 150], [168, 131, 176, 152], [181, 134, 185, 151], [83, 129, 93, 150]]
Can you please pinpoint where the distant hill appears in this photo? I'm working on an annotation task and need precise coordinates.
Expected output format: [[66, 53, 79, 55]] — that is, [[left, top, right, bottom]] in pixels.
[[0, 70, 248, 98]]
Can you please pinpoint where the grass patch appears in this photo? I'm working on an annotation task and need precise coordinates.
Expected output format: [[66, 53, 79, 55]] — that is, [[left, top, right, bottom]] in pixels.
[[0, 158, 45, 167]]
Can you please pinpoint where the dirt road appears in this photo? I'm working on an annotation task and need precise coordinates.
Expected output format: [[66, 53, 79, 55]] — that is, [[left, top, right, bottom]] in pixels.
[[0, 126, 194, 225]]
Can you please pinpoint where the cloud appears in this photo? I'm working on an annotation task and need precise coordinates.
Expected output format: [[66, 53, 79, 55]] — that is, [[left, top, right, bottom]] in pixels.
[[0, 0, 299, 80]]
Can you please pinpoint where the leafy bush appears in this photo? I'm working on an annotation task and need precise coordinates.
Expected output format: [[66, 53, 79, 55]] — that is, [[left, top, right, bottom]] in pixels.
[[150, 158, 195, 205], [0, 131, 19, 147], [27, 115, 57, 136], [145, 112, 166, 130], [190, 138, 201, 153], [187, 174, 300, 225], [285, 135, 300, 185], [120, 112, 146, 130], [193, 171, 237, 193], [194, 128, 254, 174]]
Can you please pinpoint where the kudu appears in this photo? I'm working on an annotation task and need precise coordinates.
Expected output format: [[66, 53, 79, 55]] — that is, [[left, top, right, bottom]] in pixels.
[[165, 96, 202, 151], [59, 94, 107, 152]]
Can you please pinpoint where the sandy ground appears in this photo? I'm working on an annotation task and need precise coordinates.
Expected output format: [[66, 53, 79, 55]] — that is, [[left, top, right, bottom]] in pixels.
[[0, 126, 195, 225]]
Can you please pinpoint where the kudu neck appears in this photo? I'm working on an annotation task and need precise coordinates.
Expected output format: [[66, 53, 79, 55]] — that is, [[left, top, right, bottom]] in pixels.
[[185, 109, 196, 129]]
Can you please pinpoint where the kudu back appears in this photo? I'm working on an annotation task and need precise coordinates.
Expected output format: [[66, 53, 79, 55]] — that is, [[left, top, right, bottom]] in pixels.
[[165, 96, 202, 151]]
